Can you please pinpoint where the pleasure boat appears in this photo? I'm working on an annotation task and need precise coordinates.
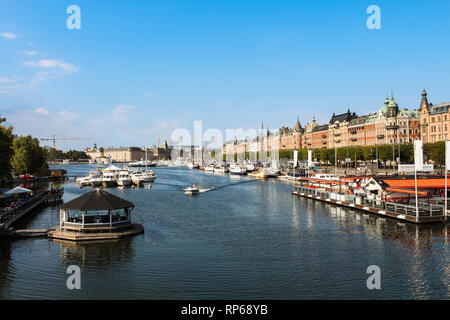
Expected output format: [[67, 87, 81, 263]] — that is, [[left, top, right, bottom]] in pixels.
[[76, 176, 92, 187], [312, 173, 340, 181], [248, 170, 269, 180], [76, 171, 102, 187], [102, 172, 117, 188], [116, 170, 132, 186], [214, 164, 228, 174], [187, 163, 200, 169], [204, 165, 215, 172], [184, 184, 200, 196], [245, 163, 256, 172], [229, 164, 247, 175]]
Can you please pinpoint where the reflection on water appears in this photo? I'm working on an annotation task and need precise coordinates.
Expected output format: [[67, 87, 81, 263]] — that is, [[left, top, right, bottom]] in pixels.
[[0, 164, 448, 299]]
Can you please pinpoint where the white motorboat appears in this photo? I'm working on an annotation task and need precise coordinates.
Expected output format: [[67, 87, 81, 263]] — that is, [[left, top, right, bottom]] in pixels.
[[184, 184, 200, 196], [76, 176, 91, 187], [102, 172, 117, 188], [214, 164, 228, 174], [312, 173, 340, 181], [76, 170, 102, 187], [116, 170, 132, 186], [204, 165, 215, 172], [245, 163, 256, 172], [229, 165, 247, 175]]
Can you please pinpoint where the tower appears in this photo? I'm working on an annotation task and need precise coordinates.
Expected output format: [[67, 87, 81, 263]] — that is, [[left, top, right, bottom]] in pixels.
[[419, 89, 429, 111]]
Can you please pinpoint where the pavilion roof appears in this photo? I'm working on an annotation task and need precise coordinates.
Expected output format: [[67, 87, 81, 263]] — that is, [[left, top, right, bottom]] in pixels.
[[61, 189, 135, 211]]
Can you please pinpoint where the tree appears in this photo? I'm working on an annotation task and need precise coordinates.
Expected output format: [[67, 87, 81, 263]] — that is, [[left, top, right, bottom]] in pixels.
[[11, 135, 50, 176], [0, 115, 14, 183]]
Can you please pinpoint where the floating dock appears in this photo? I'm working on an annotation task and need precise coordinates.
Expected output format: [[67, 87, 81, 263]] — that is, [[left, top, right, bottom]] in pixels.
[[293, 186, 447, 224], [47, 224, 144, 242]]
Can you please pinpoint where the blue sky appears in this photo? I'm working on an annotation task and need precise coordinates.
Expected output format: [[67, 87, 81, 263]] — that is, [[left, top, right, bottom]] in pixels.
[[1, 0, 449, 150]]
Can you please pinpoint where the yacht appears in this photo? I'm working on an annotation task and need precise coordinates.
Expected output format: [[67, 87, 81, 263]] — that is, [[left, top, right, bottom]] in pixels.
[[102, 172, 117, 188], [184, 184, 200, 196], [187, 163, 200, 169], [245, 163, 256, 172], [229, 164, 247, 175], [76, 171, 102, 187], [204, 165, 215, 172], [312, 173, 340, 181], [76, 176, 92, 187], [214, 164, 228, 174], [116, 170, 132, 186]]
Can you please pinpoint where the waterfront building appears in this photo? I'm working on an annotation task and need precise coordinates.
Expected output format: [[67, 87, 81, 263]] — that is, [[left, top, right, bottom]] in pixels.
[[328, 109, 357, 149], [419, 89, 450, 143]]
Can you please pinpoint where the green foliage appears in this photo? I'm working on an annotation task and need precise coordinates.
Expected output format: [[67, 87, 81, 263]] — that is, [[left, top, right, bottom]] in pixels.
[[11, 135, 50, 176], [47, 148, 89, 161], [226, 141, 447, 167], [0, 115, 14, 183]]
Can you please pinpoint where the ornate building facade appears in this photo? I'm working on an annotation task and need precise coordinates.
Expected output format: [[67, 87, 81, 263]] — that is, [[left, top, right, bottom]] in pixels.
[[220, 90, 439, 156]]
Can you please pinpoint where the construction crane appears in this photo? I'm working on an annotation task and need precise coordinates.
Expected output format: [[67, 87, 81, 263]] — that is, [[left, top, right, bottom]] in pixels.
[[39, 135, 88, 149]]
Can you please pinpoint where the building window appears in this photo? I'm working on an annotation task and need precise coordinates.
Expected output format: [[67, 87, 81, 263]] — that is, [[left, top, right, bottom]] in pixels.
[[432, 117, 435, 123]]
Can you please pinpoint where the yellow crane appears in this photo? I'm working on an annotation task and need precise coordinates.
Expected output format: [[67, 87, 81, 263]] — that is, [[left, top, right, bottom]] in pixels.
[[39, 135, 88, 149]]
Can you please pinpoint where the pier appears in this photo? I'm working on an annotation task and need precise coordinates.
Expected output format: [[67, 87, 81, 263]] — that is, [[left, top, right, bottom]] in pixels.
[[0, 189, 64, 237], [293, 186, 447, 224]]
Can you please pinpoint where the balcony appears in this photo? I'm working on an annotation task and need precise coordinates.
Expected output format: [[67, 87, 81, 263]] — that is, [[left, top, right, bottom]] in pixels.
[[386, 124, 399, 130]]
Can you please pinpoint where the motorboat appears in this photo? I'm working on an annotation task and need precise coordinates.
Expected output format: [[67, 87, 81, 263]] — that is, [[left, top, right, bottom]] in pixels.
[[187, 163, 200, 169], [312, 173, 340, 181], [76, 171, 102, 187], [76, 176, 92, 187], [102, 172, 117, 188], [184, 184, 200, 196], [245, 163, 256, 172], [116, 170, 132, 186], [229, 164, 247, 175], [214, 164, 228, 174], [248, 171, 269, 180], [204, 165, 215, 172]]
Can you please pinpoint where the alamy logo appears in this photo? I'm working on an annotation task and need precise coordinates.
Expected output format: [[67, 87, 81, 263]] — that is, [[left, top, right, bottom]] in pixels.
[[366, 5, 381, 30], [66, 5, 81, 30], [66, 265, 81, 290], [366, 265, 381, 290]]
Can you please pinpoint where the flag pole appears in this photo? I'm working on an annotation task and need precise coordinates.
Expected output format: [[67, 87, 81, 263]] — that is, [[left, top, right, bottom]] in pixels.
[[415, 166, 419, 222], [445, 140, 448, 221]]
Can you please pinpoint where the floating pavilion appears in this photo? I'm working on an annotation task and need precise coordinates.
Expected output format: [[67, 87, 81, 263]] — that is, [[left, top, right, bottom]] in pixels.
[[48, 188, 144, 241]]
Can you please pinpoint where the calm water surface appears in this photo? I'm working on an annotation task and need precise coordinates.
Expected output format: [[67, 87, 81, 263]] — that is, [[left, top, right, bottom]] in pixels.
[[0, 165, 449, 299]]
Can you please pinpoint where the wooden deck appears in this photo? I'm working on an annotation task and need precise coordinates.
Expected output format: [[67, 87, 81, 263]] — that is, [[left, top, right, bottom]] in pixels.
[[47, 224, 144, 241]]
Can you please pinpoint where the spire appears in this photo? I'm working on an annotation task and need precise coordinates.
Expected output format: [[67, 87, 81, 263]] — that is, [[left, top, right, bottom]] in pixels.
[[420, 88, 429, 112], [294, 116, 302, 132]]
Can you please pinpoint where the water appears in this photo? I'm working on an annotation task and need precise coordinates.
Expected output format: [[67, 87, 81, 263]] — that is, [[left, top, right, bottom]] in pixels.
[[0, 164, 449, 299]]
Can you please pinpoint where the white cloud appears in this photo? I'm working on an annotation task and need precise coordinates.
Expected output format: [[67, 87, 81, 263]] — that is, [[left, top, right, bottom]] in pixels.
[[24, 59, 79, 74], [145, 90, 155, 96], [113, 104, 134, 122], [0, 32, 18, 39], [23, 50, 38, 56], [0, 76, 12, 84], [34, 107, 49, 116]]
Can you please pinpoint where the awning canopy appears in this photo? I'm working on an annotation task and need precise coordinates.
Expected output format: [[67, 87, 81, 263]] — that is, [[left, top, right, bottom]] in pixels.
[[386, 187, 428, 196], [383, 178, 447, 189], [60, 188, 135, 211], [5, 186, 33, 195]]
